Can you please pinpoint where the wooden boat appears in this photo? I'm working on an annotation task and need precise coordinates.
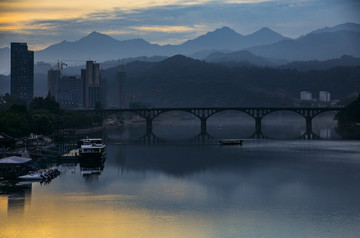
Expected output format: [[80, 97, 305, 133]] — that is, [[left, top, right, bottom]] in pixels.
[[219, 139, 243, 145]]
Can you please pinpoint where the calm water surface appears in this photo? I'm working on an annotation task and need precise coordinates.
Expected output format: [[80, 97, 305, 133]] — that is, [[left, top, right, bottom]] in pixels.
[[1, 121, 360, 237]]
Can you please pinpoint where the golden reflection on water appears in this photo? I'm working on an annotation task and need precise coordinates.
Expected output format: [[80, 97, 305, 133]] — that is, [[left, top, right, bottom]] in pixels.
[[0, 191, 213, 238], [0, 196, 8, 215]]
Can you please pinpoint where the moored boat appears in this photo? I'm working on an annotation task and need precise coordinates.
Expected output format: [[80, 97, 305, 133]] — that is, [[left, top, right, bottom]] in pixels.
[[79, 138, 106, 161], [18, 169, 60, 181], [18, 171, 43, 180], [219, 139, 243, 145]]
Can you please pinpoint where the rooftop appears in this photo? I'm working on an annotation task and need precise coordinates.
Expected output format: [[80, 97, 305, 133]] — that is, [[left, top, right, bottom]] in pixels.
[[0, 156, 32, 164]]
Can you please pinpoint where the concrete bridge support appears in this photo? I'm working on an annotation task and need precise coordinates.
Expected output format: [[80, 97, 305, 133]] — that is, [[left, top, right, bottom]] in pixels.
[[146, 118, 153, 136], [200, 118, 207, 135], [305, 117, 312, 135], [255, 117, 262, 137], [84, 107, 342, 141]]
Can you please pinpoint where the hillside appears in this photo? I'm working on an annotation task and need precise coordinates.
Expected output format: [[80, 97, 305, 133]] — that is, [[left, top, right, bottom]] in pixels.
[[103, 55, 360, 107]]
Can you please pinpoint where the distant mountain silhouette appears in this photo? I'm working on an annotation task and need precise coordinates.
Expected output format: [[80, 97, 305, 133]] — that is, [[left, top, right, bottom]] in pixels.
[[1, 23, 360, 75], [310, 22, 360, 34], [34, 26, 288, 64], [248, 30, 360, 61], [178, 26, 288, 55], [0, 47, 9, 75], [204, 50, 276, 67], [280, 55, 360, 71], [36, 31, 161, 63], [103, 55, 360, 107]]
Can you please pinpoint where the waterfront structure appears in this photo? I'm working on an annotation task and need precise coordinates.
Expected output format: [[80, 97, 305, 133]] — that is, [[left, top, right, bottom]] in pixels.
[[300, 91, 312, 100], [115, 66, 126, 108], [0, 156, 32, 179], [10, 43, 34, 104], [82, 61, 102, 108], [319, 91, 330, 102]]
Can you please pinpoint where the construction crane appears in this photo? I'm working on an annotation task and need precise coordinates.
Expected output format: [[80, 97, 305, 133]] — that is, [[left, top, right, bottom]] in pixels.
[[57, 61, 68, 71]]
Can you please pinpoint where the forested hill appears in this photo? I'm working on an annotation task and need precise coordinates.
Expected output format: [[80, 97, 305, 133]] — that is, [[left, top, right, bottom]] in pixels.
[[103, 55, 360, 107], [335, 96, 360, 139]]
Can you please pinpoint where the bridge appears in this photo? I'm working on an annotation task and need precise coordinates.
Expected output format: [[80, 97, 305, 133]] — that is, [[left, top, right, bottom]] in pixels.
[[79, 107, 343, 140]]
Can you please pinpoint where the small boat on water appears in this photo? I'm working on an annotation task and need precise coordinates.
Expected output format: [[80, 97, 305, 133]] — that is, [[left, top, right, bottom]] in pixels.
[[219, 139, 243, 145], [18, 171, 43, 180], [18, 169, 60, 181], [80, 169, 102, 175]]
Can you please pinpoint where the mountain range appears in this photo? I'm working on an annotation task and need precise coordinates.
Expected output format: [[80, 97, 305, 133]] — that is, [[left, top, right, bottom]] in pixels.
[[0, 23, 360, 74], [103, 55, 360, 107]]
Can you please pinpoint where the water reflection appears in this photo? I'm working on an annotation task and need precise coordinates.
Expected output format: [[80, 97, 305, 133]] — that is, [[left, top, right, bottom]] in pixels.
[[1, 120, 358, 238], [79, 157, 106, 183], [0, 181, 32, 216]]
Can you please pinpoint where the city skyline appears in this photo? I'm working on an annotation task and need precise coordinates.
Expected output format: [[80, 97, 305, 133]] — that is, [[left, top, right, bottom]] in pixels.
[[0, 0, 359, 50]]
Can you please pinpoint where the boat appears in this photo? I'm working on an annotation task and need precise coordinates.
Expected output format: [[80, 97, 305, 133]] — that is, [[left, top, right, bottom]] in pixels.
[[78, 138, 106, 161], [18, 169, 60, 181], [80, 169, 102, 175], [219, 139, 243, 145], [18, 171, 43, 180]]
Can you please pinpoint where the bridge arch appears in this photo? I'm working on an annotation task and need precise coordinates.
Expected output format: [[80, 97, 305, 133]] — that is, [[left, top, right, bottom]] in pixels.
[[151, 110, 201, 140], [262, 110, 305, 139], [207, 110, 254, 138], [78, 107, 343, 140]]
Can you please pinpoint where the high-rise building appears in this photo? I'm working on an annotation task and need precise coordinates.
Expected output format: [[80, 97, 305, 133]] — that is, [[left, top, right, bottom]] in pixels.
[[319, 91, 330, 102], [115, 65, 126, 108], [10, 43, 34, 104], [47, 69, 61, 99], [48, 69, 82, 108], [82, 61, 102, 108], [57, 76, 82, 108]]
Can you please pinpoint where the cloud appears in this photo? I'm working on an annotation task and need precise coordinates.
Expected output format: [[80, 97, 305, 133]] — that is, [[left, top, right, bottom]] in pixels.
[[130, 25, 205, 33], [0, 0, 359, 49]]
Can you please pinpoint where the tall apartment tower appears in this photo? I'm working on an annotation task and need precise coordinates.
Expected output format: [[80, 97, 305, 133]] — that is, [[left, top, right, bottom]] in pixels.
[[82, 61, 102, 108], [115, 65, 126, 108], [10, 43, 34, 104], [47, 69, 61, 99]]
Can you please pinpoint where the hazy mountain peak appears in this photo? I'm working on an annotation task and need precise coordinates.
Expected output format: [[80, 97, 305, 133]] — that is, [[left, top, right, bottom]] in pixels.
[[250, 27, 285, 38], [89, 31, 100, 35], [215, 26, 236, 32], [163, 54, 193, 62], [310, 22, 360, 34], [78, 31, 117, 43], [210, 26, 241, 36], [257, 27, 274, 33]]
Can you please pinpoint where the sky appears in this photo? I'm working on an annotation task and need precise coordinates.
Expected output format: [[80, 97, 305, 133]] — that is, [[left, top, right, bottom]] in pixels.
[[0, 0, 359, 50]]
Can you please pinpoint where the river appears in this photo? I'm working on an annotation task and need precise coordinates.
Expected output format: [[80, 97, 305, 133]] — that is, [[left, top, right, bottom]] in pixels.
[[1, 117, 360, 238]]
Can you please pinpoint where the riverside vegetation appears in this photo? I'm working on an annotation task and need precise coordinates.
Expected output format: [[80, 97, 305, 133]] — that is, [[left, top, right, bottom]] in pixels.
[[0, 93, 102, 138]]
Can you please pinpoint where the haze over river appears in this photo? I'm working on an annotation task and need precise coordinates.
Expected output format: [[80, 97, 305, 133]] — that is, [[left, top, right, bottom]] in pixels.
[[1, 113, 360, 238]]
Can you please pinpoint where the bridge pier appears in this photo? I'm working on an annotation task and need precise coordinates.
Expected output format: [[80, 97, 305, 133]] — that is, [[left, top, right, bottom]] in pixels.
[[84, 107, 342, 141], [305, 117, 312, 135], [200, 118, 207, 135], [255, 117, 262, 137], [146, 118, 153, 136]]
